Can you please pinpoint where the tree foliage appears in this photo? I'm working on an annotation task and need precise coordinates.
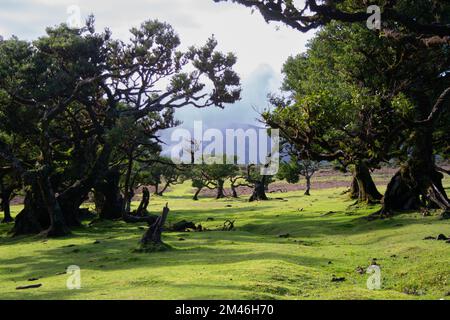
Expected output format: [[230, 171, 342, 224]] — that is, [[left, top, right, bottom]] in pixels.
[[0, 17, 241, 236]]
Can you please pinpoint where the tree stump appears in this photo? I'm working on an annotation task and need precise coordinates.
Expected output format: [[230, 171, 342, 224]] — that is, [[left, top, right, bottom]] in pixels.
[[137, 203, 170, 252], [171, 220, 196, 231]]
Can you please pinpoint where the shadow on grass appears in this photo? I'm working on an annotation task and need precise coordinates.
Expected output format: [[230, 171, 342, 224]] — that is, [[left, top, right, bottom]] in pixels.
[[238, 212, 444, 238], [0, 231, 330, 284]]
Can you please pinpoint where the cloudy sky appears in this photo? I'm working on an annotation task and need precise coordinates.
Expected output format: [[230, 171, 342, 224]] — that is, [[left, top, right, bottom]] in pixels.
[[0, 0, 314, 129]]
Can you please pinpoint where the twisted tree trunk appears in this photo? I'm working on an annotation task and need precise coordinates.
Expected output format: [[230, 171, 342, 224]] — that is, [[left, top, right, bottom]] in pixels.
[[124, 189, 134, 213], [216, 179, 225, 199], [12, 187, 44, 236], [58, 144, 113, 225], [95, 169, 124, 220], [37, 174, 70, 237], [353, 162, 383, 203], [57, 181, 91, 227], [249, 178, 268, 202], [350, 176, 359, 199], [122, 153, 134, 214], [231, 184, 238, 198], [136, 187, 150, 217], [153, 184, 159, 196], [0, 186, 14, 223], [193, 187, 202, 201], [157, 181, 171, 196], [373, 99, 450, 219], [13, 175, 71, 237], [304, 176, 311, 196], [14, 143, 113, 234]]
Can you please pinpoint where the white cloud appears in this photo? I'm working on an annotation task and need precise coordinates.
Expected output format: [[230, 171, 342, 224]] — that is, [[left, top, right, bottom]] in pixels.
[[175, 63, 280, 129]]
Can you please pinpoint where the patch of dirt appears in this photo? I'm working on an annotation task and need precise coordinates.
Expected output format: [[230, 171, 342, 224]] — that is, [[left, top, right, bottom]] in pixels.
[[197, 167, 396, 198]]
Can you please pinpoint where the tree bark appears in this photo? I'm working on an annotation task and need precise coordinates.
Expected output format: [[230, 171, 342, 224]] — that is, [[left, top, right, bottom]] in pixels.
[[231, 185, 238, 198], [13, 172, 71, 237], [57, 144, 113, 225], [136, 187, 150, 217], [193, 187, 202, 201], [353, 162, 383, 203], [124, 188, 156, 223], [1, 187, 14, 223], [122, 153, 134, 214], [95, 169, 124, 220], [94, 190, 105, 215], [153, 184, 159, 196], [374, 99, 450, 218], [37, 174, 70, 237], [350, 176, 359, 199], [216, 179, 225, 199], [249, 177, 268, 202], [12, 188, 44, 236], [157, 181, 171, 196], [304, 176, 311, 196], [124, 188, 134, 213], [57, 181, 90, 227]]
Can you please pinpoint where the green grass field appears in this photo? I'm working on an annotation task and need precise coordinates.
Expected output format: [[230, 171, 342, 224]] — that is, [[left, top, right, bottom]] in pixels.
[[0, 180, 449, 300]]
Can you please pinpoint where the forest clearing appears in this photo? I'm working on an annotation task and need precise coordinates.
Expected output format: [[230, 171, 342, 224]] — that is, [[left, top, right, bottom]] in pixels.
[[1, 175, 449, 300]]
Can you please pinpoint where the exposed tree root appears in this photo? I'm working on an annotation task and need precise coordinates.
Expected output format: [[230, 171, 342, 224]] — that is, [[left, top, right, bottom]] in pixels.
[[222, 219, 235, 231], [123, 214, 158, 224], [1, 216, 14, 224], [369, 166, 450, 220]]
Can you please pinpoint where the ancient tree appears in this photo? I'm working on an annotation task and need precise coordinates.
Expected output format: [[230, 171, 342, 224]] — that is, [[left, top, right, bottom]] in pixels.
[[222, 0, 450, 213], [0, 17, 240, 237]]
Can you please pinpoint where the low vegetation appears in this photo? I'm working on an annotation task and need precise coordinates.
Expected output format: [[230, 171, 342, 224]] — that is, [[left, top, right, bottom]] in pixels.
[[0, 179, 448, 300]]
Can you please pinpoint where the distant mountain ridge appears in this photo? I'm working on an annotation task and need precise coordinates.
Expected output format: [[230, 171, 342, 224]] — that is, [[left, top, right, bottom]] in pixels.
[[159, 122, 277, 165]]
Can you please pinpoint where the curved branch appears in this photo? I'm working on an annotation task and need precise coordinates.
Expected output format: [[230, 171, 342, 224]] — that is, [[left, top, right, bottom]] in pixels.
[[215, 0, 450, 37], [415, 87, 450, 125]]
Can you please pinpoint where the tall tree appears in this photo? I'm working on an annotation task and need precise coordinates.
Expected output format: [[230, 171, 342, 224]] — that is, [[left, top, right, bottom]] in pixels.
[[0, 168, 20, 223], [136, 157, 184, 197], [189, 156, 239, 200], [229, 165, 250, 198], [265, 25, 392, 203], [0, 18, 240, 236], [277, 155, 319, 196], [224, 0, 450, 215], [246, 164, 273, 202]]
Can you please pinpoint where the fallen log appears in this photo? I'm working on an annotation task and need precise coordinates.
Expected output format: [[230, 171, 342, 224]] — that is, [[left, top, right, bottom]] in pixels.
[[123, 213, 158, 224], [170, 220, 197, 231], [16, 284, 42, 290]]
